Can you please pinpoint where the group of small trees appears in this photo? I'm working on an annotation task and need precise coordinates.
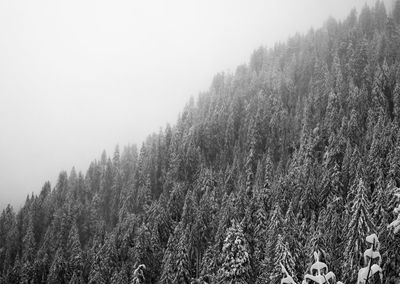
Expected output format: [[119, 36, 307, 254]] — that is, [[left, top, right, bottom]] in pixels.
[[276, 187, 400, 284]]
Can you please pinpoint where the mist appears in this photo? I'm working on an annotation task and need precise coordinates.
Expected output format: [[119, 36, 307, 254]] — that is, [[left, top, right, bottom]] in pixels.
[[0, 0, 391, 209]]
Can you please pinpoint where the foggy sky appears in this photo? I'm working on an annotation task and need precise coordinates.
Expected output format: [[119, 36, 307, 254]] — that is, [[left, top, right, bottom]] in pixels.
[[0, 0, 391, 210]]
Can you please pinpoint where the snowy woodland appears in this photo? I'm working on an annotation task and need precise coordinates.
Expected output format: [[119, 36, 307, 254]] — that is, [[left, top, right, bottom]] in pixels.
[[1, 1, 400, 283]]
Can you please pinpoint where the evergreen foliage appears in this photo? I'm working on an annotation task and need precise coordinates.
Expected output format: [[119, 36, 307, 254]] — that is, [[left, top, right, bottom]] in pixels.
[[1, 2, 400, 283], [217, 219, 251, 284]]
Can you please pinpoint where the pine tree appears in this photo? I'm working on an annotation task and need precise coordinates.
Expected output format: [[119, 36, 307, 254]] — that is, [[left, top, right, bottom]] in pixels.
[[174, 230, 191, 283], [266, 234, 297, 284], [0, 205, 16, 273], [268, 205, 289, 278], [393, 0, 400, 25], [283, 202, 302, 280], [374, 0, 387, 31], [253, 195, 268, 280], [47, 248, 67, 284], [8, 255, 21, 284], [323, 196, 345, 279], [131, 264, 146, 284], [132, 224, 159, 282], [68, 271, 84, 284], [34, 225, 55, 283], [371, 171, 390, 231], [66, 220, 83, 281], [160, 227, 180, 284], [384, 187, 400, 283], [344, 178, 375, 283], [357, 234, 383, 284], [217, 220, 251, 284], [388, 188, 400, 234], [200, 245, 217, 282], [21, 214, 36, 284], [110, 266, 129, 284], [359, 4, 374, 38], [245, 145, 256, 198], [264, 204, 284, 263], [110, 160, 123, 227]]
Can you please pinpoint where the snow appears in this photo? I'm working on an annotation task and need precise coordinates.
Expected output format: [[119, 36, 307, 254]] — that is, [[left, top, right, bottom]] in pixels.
[[357, 265, 382, 284], [301, 252, 338, 284], [363, 248, 381, 265], [311, 261, 328, 271], [302, 273, 336, 284], [357, 234, 383, 284], [365, 233, 378, 245], [388, 191, 400, 234], [388, 219, 400, 234], [280, 263, 296, 284]]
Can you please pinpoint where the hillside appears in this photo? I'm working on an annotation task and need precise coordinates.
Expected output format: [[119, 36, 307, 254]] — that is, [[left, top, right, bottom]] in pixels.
[[1, 1, 400, 283]]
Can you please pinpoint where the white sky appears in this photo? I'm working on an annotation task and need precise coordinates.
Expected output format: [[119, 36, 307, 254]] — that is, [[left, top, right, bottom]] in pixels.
[[0, 0, 391, 209]]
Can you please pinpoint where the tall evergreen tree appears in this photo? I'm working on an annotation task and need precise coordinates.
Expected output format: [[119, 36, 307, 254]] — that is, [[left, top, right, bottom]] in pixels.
[[66, 220, 83, 281], [264, 234, 297, 284], [47, 248, 67, 284], [217, 220, 251, 284], [344, 178, 375, 282], [21, 214, 36, 284]]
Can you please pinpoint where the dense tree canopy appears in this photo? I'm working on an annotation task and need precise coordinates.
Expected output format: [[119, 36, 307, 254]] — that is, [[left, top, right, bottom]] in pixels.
[[1, 2, 400, 283]]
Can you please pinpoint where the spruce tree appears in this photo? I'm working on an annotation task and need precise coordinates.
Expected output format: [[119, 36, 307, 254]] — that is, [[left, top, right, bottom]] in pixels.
[[344, 178, 375, 282], [384, 188, 400, 283], [21, 215, 36, 284], [68, 271, 84, 284], [109, 266, 129, 284], [66, 220, 83, 281], [267, 234, 297, 284], [131, 264, 146, 284], [47, 248, 67, 284], [218, 220, 251, 284], [174, 229, 191, 283]]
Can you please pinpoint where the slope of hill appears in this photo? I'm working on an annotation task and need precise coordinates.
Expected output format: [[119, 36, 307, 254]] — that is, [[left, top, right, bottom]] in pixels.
[[1, 1, 400, 283]]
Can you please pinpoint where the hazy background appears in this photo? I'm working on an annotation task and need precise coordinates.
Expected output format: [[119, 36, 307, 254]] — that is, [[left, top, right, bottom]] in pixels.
[[0, 0, 392, 210]]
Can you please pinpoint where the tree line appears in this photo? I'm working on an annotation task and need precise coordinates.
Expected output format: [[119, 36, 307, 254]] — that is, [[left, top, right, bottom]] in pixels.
[[1, 1, 400, 283]]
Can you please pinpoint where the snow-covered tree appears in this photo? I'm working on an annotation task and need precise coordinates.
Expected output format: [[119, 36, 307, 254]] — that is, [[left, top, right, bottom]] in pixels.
[[174, 229, 191, 283], [302, 251, 341, 284], [388, 189, 400, 234], [261, 204, 284, 276], [357, 234, 383, 284], [47, 248, 67, 284], [110, 266, 129, 284], [69, 271, 84, 284], [218, 219, 251, 284], [253, 195, 268, 279], [66, 220, 83, 280], [357, 234, 382, 284], [131, 264, 146, 284], [21, 215, 36, 283], [200, 245, 217, 282], [344, 178, 375, 283], [266, 234, 297, 284], [160, 227, 180, 284], [384, 188, 400, 283]]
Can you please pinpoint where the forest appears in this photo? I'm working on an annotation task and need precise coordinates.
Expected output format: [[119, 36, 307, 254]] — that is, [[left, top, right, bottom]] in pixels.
[[1, 1, 400, 283]]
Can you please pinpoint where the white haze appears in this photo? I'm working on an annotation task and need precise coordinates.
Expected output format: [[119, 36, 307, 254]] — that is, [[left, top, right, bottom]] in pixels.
[[0, 0, 391, 209]]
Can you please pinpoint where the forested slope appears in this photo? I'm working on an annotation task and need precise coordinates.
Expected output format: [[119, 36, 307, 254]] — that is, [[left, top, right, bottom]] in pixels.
[[1, 1, 400, 283]]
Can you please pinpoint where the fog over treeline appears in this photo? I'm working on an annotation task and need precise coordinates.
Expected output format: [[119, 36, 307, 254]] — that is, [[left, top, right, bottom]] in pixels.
[[1, 1, 400, 284], [0, 0, 392, 210]]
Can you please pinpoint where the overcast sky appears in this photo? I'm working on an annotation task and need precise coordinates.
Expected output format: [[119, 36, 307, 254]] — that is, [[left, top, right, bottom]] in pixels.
[[0, 0, 392, 209]]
